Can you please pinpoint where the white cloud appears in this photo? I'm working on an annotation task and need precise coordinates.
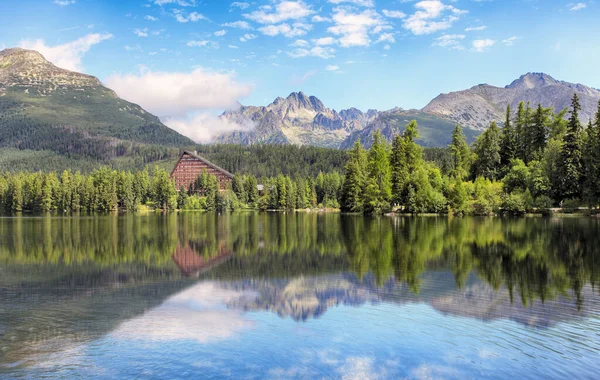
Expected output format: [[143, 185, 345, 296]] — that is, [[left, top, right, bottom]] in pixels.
[[174, 10, 207, 23], [403, 0, 467, 35], [376, 32, 395, 43], [244, 1, 314, 24], [382, 9, 406, 19], [328, 0, 374, 6], [288, 46, 336, 59], [313, 37, 336, 45], [465, 25, 486, 32], [187, 40, 210, 47], [432, 34, 465, 50], [292, 39, 310, 47], [20, 33, 113, 72], [325, 64, 340, 71], [240, 33, 257, 42], [569, 2, 587, 11], [133, 28, 149, 37], [472, 38, 495, 52], [312, 15, 331, 22], [154, 0, 196, 6], [222, 20, 253, 29], [258, 23, 312, 38], [383, 44, 391, 50], [145, 15, 159, 21], [230, 2, 250, 10], [214, 29, 227, 36], [502, 36, 520, 46], [228, 44, 239, 49], [105, 67, 252, 118], [328, 8, 388, 47], [167, 113, 255, 143], [54, 0, 76, 6]]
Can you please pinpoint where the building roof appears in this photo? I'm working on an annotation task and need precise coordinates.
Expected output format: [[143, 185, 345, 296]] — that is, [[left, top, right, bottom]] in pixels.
[[176, 150, 235, 179]]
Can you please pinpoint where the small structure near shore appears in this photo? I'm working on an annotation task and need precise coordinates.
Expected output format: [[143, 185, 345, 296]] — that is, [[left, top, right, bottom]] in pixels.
[[170, 150, 234, 191]]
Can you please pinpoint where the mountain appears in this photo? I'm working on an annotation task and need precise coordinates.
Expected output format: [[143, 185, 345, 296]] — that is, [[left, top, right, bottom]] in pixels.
[[340, 108, 479, 149], [215, 91, 378, 148], [422, 72, 600, 130], [0, 48, 193, 171], [215, 92, 461, 148]]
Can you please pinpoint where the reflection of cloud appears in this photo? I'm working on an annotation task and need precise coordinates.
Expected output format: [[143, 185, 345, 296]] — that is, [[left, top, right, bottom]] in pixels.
[[112, 282, 257, 343], [411, 363, 459, 380], [337, 357, 382, 380]]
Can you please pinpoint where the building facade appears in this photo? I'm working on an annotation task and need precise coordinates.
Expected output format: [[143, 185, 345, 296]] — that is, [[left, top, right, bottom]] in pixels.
[[170, 150, 234, 191]]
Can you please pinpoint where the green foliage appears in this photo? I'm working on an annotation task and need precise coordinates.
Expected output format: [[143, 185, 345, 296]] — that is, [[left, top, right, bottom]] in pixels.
[[472, 121, 501, 180], [555, 93, 584, 201], [450, 124, 471, 179]]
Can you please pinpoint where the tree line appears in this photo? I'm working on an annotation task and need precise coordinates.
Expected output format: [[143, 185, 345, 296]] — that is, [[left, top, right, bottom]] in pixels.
[[339, 94, 600, 215], [1, 93, 599, 215]]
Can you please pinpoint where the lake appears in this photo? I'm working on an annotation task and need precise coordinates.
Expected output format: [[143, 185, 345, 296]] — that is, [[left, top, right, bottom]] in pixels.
[[0, 213, 599, 379]]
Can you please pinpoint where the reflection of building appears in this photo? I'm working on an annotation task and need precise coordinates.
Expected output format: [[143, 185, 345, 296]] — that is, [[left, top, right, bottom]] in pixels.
[[170, 150, 234, 191], [172, 243, 233, 277]]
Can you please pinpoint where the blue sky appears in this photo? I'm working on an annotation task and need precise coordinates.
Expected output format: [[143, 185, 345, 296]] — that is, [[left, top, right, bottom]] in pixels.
[[1, 0, 599, 139]]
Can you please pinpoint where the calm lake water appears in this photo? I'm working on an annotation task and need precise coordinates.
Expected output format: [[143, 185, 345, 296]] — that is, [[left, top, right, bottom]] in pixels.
[[0, 213, 599, 379]]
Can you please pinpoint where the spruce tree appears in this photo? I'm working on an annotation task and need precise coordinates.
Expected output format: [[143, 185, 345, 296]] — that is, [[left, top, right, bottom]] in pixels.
[[472, 121, 502, 180], [341, 141, 367, 212], [529, 104, 550, 162], [364, 130, 392, 213], [515, 102, 528, 160], [390, 135, 407, 205], [556, 93, 584, 201], [500, 104, 517, 169], [449, 124, 471, 180]]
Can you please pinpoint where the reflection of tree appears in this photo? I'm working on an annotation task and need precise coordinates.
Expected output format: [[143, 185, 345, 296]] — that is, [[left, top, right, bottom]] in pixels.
[[1, 214, 599, 309]]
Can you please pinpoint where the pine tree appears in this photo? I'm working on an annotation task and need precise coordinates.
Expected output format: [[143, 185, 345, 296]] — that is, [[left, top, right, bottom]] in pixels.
[[583, 101, 600, 207], [556, 93, 584, 201], [500, 104, 517, 170], [364, 130, 392, 213], [341, 141, 367, 212], [244, 175, 259, 207], [390, 134, 407, 205], [515, 102, 528, 160], [528, 104, 550, 162], [232, 175, 246, 204], [449, 124, 471, 180], [472, 121, 502, 180]]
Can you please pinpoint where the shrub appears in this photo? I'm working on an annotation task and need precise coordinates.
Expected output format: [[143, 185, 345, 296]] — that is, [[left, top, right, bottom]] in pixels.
[[502, 192, 527, 216]]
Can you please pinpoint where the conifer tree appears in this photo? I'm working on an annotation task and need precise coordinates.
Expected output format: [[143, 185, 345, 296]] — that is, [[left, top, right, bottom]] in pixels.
[[244, 175, 259, 207], [390, 134, 407, 206], [232, 175, 246, 204], [515, 101, 527, 160], [364, 130, 392, 213], [341, 141, 367, 212], [500, 104, 517, 169], [528, 104, 550, 162], [449, 124, 471, 180], [472, 121, 502, 180], [556, 93, 584, 201]]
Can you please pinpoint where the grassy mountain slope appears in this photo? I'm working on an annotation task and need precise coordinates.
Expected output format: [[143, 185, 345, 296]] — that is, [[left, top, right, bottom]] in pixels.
[[0, 48, 193, 172]]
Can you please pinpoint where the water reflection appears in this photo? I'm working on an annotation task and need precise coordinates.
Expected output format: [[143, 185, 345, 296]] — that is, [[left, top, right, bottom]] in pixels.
[[1, 214, 600, 377]]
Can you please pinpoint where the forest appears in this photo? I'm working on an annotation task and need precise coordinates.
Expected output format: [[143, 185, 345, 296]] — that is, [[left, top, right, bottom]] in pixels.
[[0, 94, 599, 215]]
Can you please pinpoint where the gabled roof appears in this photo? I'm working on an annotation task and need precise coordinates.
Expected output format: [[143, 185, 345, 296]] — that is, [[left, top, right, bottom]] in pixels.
[[173, 150, 234, 179]]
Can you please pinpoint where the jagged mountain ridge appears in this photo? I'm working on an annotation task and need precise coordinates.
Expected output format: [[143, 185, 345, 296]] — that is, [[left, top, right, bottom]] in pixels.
[[216, 92, 463, 148], [216, 91, 379, 148], [0, 48, 193, 171], [423, 72, 600, 130]]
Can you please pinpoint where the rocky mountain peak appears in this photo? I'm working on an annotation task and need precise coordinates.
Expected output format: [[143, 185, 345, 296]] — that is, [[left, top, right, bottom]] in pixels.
[[0, 47, 102, 95], [506, 72, 558, 90], [0, 48, 49, 69]]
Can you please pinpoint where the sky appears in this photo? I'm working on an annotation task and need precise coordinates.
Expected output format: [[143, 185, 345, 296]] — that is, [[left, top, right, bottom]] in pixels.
[[1, 0, 599, 140]]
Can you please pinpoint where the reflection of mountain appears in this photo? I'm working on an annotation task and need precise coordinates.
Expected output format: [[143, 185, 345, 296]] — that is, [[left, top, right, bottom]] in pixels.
[[221, 271, 595, 328]]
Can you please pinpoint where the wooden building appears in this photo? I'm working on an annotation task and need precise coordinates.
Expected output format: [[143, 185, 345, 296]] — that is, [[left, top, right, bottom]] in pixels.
[[170, 150, 234, 191]]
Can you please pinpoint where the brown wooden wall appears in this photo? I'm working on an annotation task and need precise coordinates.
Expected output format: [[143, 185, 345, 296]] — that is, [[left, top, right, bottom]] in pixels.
[[170, 153, 232, 191]]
